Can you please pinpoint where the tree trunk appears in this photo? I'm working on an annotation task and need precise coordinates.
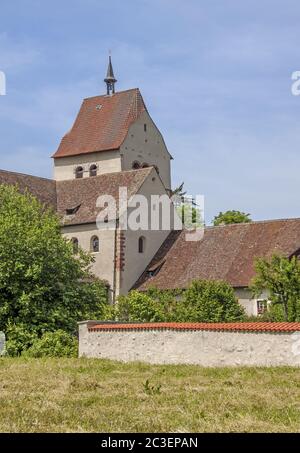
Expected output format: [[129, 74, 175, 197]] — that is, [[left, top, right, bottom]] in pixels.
[[283, 297, 288, 321]]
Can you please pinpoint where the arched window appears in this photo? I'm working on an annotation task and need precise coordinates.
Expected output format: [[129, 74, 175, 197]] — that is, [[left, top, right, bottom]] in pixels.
[[75, 166, 83, 179], [91, 235, 99, 253], [71, 237, 79, 254], [142, 163, 149, 168], [138, 236, 145, 254], [89, 164, 97, 177], [132, 161, 141, 170]]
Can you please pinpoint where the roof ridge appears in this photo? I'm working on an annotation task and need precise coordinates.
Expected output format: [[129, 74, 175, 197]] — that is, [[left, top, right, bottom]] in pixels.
[[0, 168, 53, 183], [83, 88, 139, 101], [206, 217, 300, 230]]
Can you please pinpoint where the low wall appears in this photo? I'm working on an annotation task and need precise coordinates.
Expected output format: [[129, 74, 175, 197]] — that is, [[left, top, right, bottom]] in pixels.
[[78, 321, 300, 367]]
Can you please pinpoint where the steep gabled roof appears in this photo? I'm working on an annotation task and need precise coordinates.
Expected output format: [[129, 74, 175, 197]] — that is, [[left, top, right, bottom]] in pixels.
[[52, 88, 146, 159], [134, 218, 300, 290], [56, 167, 152, 226], [0, 169, 57, 209]]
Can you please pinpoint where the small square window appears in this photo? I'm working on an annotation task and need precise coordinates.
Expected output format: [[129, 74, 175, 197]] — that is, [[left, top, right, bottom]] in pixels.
[[257, 300, 267, 315]]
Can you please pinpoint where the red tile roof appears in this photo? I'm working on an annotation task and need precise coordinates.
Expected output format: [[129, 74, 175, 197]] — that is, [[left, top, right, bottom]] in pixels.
[[134, 219, 300, 290], [0, 169, 57, 209], [88, 322, 300, 333], [52, 88, 146, 158], [56, 167, 152, 225]]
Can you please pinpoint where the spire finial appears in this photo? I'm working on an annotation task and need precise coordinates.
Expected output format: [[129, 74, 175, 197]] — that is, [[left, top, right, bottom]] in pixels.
[[104, 54, 117, 95]]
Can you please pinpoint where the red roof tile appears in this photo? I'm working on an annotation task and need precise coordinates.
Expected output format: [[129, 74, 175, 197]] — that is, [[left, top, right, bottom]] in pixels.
[[56, 167, 152, 225], [134, 219, 300, 290], [88, 322, 300, 333], [52, 89, 146, 158], [0, 169, 57, 209]]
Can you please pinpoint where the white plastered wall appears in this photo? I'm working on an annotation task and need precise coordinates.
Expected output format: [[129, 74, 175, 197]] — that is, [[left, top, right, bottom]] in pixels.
[[120, 111, 171, 190], [62, 224, 116, 289], [119, 168, 176, 295], [78, 324, 300, 367], [234, 288, 269, 316], [53, 150, 121, 181]]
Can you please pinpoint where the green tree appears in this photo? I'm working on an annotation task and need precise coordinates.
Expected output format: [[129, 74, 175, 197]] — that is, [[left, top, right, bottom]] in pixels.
[[0, 185, 108, 355], [175, 280, 245, 322], [251, 254, 300, 321], [213, 210, 251, 226], [115, 290, 166, 322]]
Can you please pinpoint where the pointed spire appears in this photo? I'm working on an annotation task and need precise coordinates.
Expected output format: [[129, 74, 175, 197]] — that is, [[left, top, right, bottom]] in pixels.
[[104, 55, 117, 95]]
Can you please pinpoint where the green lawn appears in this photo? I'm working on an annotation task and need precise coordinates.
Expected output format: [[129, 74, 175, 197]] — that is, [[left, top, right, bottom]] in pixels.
[[0, 358, 299, 432]]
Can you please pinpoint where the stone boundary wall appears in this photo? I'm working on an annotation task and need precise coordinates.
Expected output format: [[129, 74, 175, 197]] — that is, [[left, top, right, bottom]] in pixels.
[[78, 321, 300, 367]]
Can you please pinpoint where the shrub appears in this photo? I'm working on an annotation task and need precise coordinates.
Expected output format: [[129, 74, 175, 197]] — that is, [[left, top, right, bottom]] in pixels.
[[178, 280, 245, 322], [111, 281, 245, 323], [23, 330, 78, 358], [5, 323, 38, 357], [116, 291, 165, 322]]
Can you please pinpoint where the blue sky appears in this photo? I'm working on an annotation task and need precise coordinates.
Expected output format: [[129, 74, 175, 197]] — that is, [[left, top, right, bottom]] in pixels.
[[0, 0, 300, 224]]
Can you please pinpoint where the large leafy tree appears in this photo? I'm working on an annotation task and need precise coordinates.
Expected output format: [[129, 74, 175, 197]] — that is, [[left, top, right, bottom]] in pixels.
[[251, 254, 300, 321], [213, 210, 251, 226], [0, 185, 108, 354]]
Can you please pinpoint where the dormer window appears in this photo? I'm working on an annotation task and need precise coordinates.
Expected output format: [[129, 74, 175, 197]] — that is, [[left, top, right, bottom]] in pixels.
[[89, 164, 97, 177], [146, 259, 165, 278], [132, 161, 141, 170], [66, 204, 81, 216], [75, 166, 83, 179]]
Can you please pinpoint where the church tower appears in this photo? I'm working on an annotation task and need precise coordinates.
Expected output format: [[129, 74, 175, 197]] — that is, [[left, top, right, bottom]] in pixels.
[[52, 57, 172, 190]]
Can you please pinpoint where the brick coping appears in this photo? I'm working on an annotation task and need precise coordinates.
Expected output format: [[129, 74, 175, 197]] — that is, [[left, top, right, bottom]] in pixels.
[[87, 322, 300, 333]]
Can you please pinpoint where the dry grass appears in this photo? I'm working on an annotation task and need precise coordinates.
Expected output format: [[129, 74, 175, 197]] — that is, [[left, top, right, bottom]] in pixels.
[[0, 358, 300, 432]]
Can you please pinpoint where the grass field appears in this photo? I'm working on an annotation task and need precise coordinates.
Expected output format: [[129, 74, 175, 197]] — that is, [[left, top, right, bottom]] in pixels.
[[0, 358, 300, 432]]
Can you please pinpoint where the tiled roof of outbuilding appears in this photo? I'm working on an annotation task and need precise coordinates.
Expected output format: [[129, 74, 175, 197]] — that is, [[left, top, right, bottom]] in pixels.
[[134, 219, 300, 290], [52, 88, 146, 158]]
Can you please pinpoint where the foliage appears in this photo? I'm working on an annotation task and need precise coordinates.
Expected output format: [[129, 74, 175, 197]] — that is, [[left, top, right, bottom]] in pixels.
[[176, 204, 203, 229], [114, 290, 166, 322], [174, 280, 245, 322], [109, 281, 245, 323], [251, 254, 300, 321], [5, 323, 38, 357], [0, 185, 108, 355], [213, 210, 251, 226], [169, 182, 186, 199], [23, 330, 78, 358]]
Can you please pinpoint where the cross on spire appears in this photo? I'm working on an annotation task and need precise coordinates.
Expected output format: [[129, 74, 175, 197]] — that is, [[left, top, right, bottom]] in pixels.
[[104, 55, 117, 95]]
